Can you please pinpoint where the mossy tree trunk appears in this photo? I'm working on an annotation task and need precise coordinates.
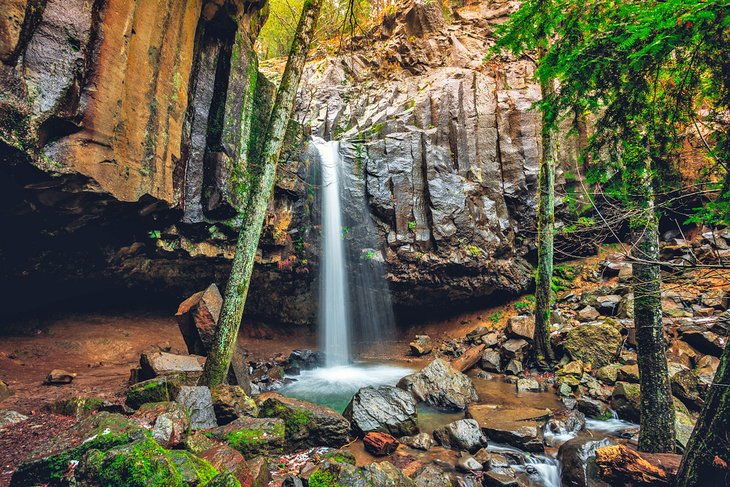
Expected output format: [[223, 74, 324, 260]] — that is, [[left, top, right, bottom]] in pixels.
[[200, 0, 323, 387], [533, 45, 556, 367], [676, 327, 730, 485], [631, 154, 675, 453]]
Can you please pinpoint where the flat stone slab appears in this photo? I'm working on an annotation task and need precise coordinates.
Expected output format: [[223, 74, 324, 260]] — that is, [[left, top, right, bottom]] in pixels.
[[466, 405, 552, 453]]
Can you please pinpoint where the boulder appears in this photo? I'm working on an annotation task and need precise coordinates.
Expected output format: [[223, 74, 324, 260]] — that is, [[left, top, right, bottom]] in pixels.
[[558, 360, 584, 378], [176, 283, 222, 355], [466, 405, 550, 452], [413, 464, 452, 487], [400, 432, 434, 450], [44, 369, 76, 385], [176, 385, 217, 430], [409, 335, 433, 356], [595, 295, 622, 316], [505, 315, 535, 340], [481, 350, 501, 373], [211, 384, 258, 425], [595, 444, 680, 486], [483, 470, 519, 486], [595, 364, 620, 385], [577, 306, 600, 321], [131, 401, 190, 448], [680, 327, 724, 356], [126, 375, 183, 409], [397, 358, 478, 410], [617, 364, 640, 383], [504, 359, 523, 376], [545, 409, 586, 445], [139, 351, 203, 382], [456, 455, 483, 472], [516, 377, 540, 392], [363, 431, 399, 456], [47, 397, 114, 419], [611, 382, 641, 422], [246, 456, 270, 487], [558, 437, 611, 487], [199, 444, 251, 484], [563, 323, 622, 368], [670, 368, 704, 411], [287, 349, 325, 371], [11, 412, 145, 486], [338, 461, 415, 487], [208, 417, 286, 456], [576, 397, 609, 419], [501, 338, 529, 359], [257, 392, 349, 448], [433, 419, 487, 453], [344, 385, 418, 437]]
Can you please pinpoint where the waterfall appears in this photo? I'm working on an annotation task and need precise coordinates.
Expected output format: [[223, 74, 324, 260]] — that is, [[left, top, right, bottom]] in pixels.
[[315, 137, 351, 366]]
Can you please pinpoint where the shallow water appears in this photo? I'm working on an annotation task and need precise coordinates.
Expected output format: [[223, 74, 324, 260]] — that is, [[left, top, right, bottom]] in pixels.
[[279, 363, 414, 413]]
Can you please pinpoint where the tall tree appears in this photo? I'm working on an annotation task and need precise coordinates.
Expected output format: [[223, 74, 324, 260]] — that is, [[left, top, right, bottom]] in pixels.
[[495, 0, 558, 366], [201, 0, 324, 387]]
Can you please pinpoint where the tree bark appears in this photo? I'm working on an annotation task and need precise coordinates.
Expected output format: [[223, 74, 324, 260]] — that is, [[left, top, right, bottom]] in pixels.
[[675, 326, 730, 486], [200, 0, 323, 387], [532, 45, 556, 367], [632, 155, 675, 453]]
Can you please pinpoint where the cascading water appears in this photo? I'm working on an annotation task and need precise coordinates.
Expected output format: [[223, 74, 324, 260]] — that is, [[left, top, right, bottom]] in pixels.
[[314, 137, 351, 367]]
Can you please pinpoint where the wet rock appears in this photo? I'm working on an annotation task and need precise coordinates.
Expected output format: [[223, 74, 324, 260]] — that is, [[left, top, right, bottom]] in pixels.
[[516, 377, 541, 392], [563, 323, 622, 368], [0, 410, 27, 430], [481, 350, 502, 373], [176, 283, 222, 355], [126, 376, 183, 409], [483, 470, 519, 486], [611, 381, 641, 422], [576, 396, 609, 419], [504, 359, 523, 376], [410, 335, 433, 356], [457, 455, 483, 472], [44, 369, 76, 385], [400, 432, 435, 450], [466, 405, 550, 452], [132, 401, 190, 448], [413, 464, 452, 487], [176, 385, 217, 430], [546, 409, 586, 438], [670, 367, 704, 411], [595, 444, 680, 486], [577, 306, 600, 321], [595, 363, 621, 385], [287, 349, 325, 371], [139, 350, 204, 382], [208, 417, 286, 456], [11, 412, 145, 485], [505, 315, 535, 340], [211, 384, 258, 425], [338, 460, 415, 486], [397, 358, 478, 410], [433, 419, 487, 453], [257, 392, 349, 448], [558, 436, 611, 487], [595, 295, 622, 316], [364, 431, 399, 456], [344, 385, 418, 437]]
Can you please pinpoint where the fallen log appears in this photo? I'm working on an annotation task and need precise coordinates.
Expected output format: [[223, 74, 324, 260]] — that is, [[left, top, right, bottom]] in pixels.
[[364, 432, 399, 456], [451, 344, 486, 372], [595, 444, 681, 486]]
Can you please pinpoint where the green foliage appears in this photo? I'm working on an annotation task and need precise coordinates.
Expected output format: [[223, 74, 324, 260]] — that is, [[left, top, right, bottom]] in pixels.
[[514, 294, 535, 311], [466, 244, 481, 257], [408, 220, 417, 232], [362, 249, 376, 261], [552, 264, 576, 292], [487, 311, 503, 326], [308, 469, 340, 487]]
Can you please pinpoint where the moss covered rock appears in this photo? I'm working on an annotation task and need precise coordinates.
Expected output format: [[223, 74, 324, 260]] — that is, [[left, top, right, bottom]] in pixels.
[[337, 461, 415, 486], [132, 401, 191, 448], [10, 412, 146, 486], [611, 381, 641, 422], [47, 396, 108, 419], [257, 392, 349, 449], [564, 324, 622, 368], [211, 384, 258, 425], [207, 417, 285, 456], [126, 376, 183, 410]]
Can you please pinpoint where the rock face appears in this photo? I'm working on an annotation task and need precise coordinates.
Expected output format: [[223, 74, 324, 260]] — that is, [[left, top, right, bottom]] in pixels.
[[0, 0, 587, 324], [397, 358, 478, 410], [344, 386, 418, 437]]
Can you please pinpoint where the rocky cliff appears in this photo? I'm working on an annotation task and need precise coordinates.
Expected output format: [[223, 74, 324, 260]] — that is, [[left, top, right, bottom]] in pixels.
[[0, 0, 583, 324]]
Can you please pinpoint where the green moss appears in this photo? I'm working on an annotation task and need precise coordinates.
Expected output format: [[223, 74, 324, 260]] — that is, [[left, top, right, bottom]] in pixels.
[[260, 402, 312, 439], [309, 469, 341, 487]]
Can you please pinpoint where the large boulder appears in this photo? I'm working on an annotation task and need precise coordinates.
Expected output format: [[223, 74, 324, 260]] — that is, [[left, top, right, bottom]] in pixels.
[[433, 419, 487, 453], [176, 283, 223, 355], [211, 384, 259, 425], [176, 386, 217, 430], [409, 335, 433, 356], [208, 417, 286, 456], [397, 358, 478, 410], [505, 315, 535, 340], [126, 376, 184, 409], [343, 386, 418, 437], [257, 392, 349, 448], [199, 444, 252, 485], [139, 350, 204, 382], [563, 323, 622, 368], [10, 412, 145, 486], [413, 464, 452, 487], [466, 405, 550, 452]]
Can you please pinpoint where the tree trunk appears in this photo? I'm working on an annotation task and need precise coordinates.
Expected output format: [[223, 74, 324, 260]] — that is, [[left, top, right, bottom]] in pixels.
[[200, 0, 323, 387], [632, 155, 675, 453], [675, 327, 730, 486], [533, 45, 556, 367]]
